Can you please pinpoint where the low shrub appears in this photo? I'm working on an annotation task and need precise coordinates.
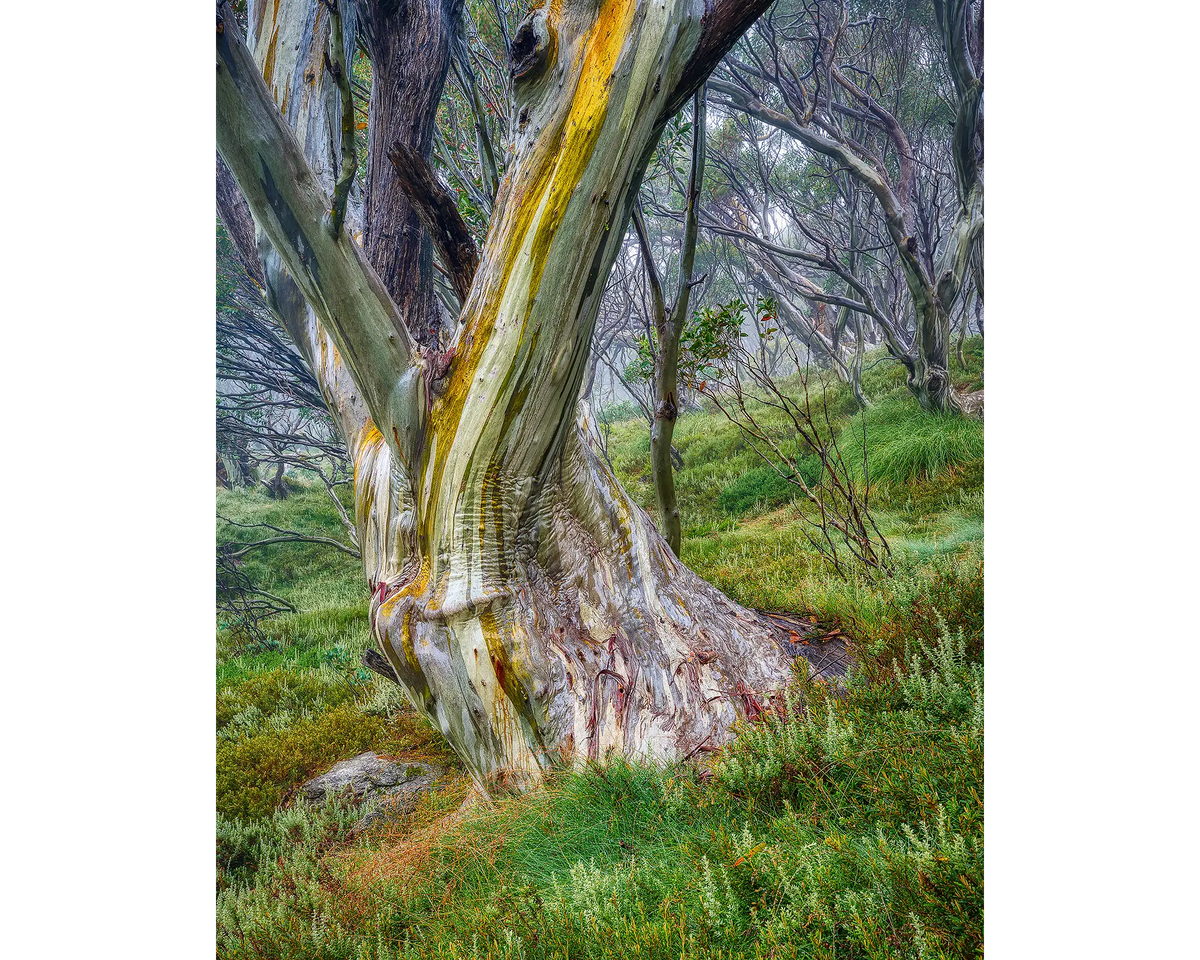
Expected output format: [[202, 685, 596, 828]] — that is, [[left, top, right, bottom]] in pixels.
[[718, 459, 820, 515]]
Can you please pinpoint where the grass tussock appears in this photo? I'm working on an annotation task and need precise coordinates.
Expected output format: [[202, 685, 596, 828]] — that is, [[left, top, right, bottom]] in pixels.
[[840, 400, 984, 494]]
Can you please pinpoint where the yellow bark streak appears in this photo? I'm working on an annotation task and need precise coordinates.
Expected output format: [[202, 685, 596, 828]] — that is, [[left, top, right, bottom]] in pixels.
[[262, 27, 278, 88], [352, 422, 384, 524], [383, 556, 429, 619], [423, 0, 639, 538], [527, 0, 637, 296]]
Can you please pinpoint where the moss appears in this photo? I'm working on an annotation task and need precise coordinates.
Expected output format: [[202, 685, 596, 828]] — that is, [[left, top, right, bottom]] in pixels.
[[216, 700, 454, 820]]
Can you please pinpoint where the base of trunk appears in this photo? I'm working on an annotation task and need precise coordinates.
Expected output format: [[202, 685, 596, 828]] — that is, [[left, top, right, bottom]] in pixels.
[[369, 424, 812, 793]]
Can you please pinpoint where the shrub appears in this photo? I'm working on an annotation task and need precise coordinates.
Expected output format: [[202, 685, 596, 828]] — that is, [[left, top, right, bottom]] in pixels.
[[717, 459, 820, 515]]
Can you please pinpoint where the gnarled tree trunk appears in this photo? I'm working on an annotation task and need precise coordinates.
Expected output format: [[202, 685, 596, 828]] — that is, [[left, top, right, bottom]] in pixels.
[[217, 0, 799, 793]]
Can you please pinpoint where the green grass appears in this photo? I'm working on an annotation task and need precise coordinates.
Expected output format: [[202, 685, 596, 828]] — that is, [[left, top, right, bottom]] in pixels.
[[840, 400, 984, 494], [216, 556, 983, 958], [216, 343, 983, 958]]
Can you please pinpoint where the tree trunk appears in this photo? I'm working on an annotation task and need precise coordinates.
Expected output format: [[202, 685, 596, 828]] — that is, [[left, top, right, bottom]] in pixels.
[[264, 461, 289, 500], [908, 297, 961, 414], [218, 0, 794, 794], [954, 286, 973, 369], [356, 0, 460, 347]]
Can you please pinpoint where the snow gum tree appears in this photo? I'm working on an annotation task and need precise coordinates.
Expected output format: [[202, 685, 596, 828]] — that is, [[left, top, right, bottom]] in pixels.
[[216, 0, 806, 793]]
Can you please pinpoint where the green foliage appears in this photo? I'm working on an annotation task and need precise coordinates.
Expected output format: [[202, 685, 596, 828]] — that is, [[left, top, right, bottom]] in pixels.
[[717, 459, 820, 515], [840, 400, 984, 493], [216, 480, 458, 823], [680, 298, 749, 386], [217, 792, 363, 895], [624, 298, 748, 388]]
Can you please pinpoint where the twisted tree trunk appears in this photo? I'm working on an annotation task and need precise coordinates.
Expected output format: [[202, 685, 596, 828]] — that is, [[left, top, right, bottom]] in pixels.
[[218, 0, 799, 793]]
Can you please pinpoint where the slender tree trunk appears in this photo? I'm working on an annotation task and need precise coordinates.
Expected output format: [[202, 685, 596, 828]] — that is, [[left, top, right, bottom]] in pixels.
[[850, 310, 868, 408], [907, 296, 959, 413], [650, 351, 683, 553], [636, 89, 705, 557], [219, 0, 797, 794], [955, 285, 973, 368], [264, 461, 288, 500]]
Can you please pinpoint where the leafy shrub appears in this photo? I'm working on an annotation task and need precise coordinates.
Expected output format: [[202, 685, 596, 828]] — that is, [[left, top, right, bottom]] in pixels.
[[717, 459, 820, 515]]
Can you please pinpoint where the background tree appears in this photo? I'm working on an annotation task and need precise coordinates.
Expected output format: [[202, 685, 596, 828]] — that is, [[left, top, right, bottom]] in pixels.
[[705, 0, 983, 414], [629, 90, 707, 556]]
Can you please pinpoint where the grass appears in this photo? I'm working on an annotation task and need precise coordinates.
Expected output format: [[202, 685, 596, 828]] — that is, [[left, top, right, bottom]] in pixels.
[[840, 400, 984, 494], [216, 341, 983, 958]]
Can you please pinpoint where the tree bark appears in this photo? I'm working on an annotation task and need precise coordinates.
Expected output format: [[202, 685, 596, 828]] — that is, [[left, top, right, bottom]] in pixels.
[[356, 0, 462, 347], [218, 0, 796, 794]]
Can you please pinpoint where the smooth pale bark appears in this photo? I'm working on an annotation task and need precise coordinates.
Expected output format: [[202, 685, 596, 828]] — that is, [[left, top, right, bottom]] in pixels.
[[218, 0, 796, 794]]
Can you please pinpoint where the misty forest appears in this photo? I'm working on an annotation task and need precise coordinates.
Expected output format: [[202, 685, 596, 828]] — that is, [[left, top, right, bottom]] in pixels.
[[215, 0, 984, 956]]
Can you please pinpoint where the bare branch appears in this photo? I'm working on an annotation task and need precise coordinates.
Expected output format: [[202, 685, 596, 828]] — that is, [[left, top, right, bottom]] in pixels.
[[387, 141, 480, 307]]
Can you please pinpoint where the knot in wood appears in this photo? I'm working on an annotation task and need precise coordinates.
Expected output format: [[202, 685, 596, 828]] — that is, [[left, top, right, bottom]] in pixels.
[[510, 9, 553, 83]]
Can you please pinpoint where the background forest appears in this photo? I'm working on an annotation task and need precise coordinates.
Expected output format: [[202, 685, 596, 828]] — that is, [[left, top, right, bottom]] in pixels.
[[215, 1, 985, 957]]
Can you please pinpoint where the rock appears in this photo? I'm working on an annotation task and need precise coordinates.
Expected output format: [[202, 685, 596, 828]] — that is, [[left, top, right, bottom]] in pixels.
[[301, 751, 440, 806]]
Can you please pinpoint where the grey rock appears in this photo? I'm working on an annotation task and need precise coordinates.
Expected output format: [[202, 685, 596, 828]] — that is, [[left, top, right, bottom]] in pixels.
[[301, 751, 440, 806]]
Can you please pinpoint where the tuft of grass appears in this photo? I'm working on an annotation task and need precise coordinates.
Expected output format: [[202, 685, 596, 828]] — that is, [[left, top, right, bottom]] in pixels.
[[840, 399, 984, 493]]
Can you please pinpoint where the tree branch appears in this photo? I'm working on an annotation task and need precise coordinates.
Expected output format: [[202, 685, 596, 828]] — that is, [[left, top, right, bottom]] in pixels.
[[216, 10, 424, 468], [387, 141, 480, 308], [663, 0, 775, 119], [323, 0, 357, 237]]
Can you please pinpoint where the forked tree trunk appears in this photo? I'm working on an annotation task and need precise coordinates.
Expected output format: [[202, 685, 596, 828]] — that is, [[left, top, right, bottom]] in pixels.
[[218, 0, 797, 793]]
